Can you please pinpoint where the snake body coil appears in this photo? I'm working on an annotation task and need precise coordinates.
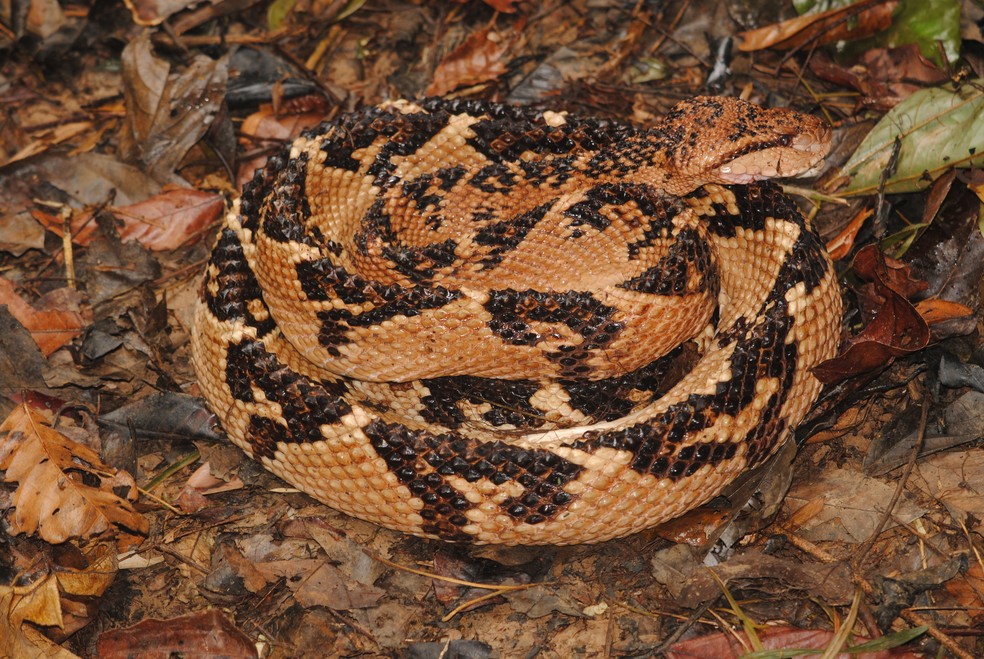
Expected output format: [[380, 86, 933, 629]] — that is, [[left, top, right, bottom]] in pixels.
[[192, 97, 841, 545]]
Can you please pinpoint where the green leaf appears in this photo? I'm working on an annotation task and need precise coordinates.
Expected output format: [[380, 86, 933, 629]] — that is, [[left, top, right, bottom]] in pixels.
[[846, 625, 928, 651], [335, 0, 367, 22], [839, 81, 984, 196], [793, 0, 861, 14]]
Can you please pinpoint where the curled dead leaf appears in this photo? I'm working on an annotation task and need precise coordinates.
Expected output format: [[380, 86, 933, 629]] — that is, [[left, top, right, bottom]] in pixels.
[[118, 32, 228, 183], [813, 245, 930, 383], [736, 0, 897, 53], [826, 208, 873, 261]]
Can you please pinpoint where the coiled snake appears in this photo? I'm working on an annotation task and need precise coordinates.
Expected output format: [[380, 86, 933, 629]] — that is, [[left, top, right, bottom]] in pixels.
[[192, 97, 841, 545]]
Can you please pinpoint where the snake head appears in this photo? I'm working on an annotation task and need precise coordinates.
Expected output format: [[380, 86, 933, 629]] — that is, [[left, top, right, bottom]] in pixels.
[[659, 96, 831, 195]]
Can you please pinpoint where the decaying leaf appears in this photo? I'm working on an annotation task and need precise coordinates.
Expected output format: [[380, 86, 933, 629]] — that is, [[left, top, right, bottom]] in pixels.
[[0, 212, 46, 256], [121, 0, 201, 26], [289, 561, 384, 610], [0, 405, 149, 544], [0, 540, 121, 646], [0, 538, 118, 656], [671, 547, 856, 608], [479, 0, 518, 12], [913, 298, 974, 325], [825, 207, 873, 261], [2, 121, 94, 168], [945, 561, 984, 614], [784, 468, 926, 544], [904, 180, 984, 332], [118, 32, 228, 183], [236, 106, 327, 188], [809, 45, 948, 111], [914, 449, 984, 528]]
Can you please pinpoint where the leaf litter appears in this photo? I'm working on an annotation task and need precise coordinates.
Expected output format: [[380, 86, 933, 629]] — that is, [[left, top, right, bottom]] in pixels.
[[1, 0, 983, 657]]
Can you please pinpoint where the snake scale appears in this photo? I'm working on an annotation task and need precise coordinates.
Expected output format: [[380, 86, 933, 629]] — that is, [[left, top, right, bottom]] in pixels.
[[192, 96, 842, 545]]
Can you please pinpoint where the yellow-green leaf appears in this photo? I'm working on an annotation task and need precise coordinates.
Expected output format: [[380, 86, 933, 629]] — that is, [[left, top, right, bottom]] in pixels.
[[267, 0, 298, 31]]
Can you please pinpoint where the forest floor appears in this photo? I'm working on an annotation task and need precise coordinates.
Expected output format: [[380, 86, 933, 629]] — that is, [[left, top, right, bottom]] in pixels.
[[1, 0, 984, 657]]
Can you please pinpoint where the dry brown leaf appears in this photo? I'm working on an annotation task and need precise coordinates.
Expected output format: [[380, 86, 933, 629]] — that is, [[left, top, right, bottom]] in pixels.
[[0, 575, 79, 659], [0, 277, 84, 356], [0, 212, 46, 256], [34, 188, 224, 251], [249, 556, 383, 610], [30, 208, 100, 246], [55, 542, 119, 599], [784, 468, 925, 544], [913, 298, 976, 325], [26, 0, 68, 39], [110, 188, 225, 250], [48, 542, 120, 640], [2, 121, 93, 168], [480, 0, 518, 12], [914, 449, 984, 527], [122, 0, 199, 27], [453, 0, 518, 12], [289, 562, 384, 610], [96, 610, 257, 658], [970, 170, 984, 204], [650, 508, 730, 546], [6, 572, 63, 629], [673, 549, 855, 608], [0, 405, 149, 544], [240, 106, 327, 143], [810, 45, 947, 111], [427, 26, 512, 96]]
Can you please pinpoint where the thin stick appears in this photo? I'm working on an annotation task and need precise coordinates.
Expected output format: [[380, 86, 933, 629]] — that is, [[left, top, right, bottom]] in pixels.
[[62, 209, 76, 289]]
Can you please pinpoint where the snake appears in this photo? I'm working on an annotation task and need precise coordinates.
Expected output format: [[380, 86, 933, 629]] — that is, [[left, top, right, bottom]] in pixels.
[[191, 96, 842, 545]]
